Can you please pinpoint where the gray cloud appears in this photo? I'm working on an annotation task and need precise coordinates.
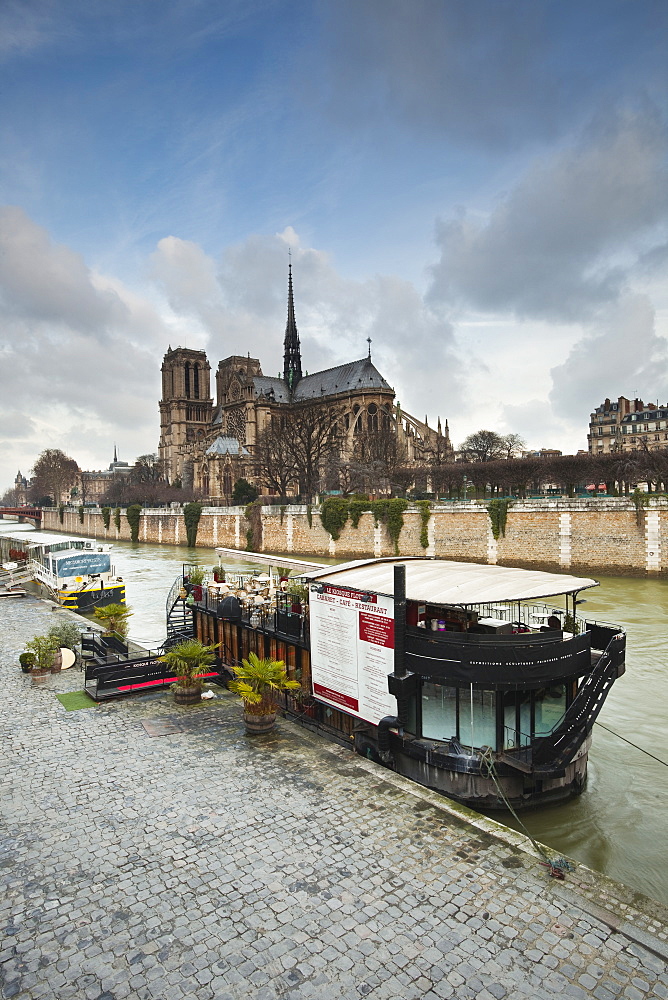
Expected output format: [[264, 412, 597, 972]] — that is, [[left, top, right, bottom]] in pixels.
[[317, 0, 668, 150], [0, 206, 129, 335], [0, 207, 170, 486], [428, 106, 668, 322], [549, 294, 668, 420]]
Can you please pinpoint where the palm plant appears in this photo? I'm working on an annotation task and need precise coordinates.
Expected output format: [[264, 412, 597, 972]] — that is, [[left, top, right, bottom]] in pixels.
[[159, 639, 218, 688], [229, 652, 300, 716], [93, 603, 133, 638]]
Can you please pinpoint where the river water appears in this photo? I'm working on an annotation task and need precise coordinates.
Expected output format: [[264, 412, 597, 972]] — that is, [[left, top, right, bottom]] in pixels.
[[4, 526, 668, 905]]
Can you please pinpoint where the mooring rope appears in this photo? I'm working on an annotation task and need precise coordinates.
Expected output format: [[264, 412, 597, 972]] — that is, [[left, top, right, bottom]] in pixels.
[[594, 721, 668, 767], [478, 746, 575, 880]]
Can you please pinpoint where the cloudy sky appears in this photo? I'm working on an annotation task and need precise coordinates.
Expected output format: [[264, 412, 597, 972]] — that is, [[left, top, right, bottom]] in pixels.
[[1, 0, 667, 491]]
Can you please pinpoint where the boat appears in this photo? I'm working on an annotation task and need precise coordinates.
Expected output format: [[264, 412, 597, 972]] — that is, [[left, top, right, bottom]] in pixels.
[[0, 529, 125, 610], [178, 552, 626, 811]]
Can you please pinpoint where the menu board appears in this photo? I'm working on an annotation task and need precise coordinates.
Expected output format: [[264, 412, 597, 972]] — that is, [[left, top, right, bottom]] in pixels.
[[309, 583, 396, 724]]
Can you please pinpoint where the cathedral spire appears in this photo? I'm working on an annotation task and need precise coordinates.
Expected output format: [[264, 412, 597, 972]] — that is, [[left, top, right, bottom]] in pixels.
[[283, 256, 303, 392]]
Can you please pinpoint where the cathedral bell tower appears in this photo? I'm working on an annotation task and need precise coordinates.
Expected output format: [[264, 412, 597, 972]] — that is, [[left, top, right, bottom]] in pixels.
[[159, 347, 213, 483], [283, 262, 303, 393]]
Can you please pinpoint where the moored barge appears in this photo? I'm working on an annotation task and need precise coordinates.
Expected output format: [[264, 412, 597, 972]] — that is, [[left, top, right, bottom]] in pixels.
[[0, 529, 125, 610], [181, 553, 625, 810]]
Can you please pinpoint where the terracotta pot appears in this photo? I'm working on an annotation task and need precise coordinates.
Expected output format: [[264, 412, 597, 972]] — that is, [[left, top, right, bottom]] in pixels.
[[174, 683, 202, 705], [243, 710, 277, 735], [30, 670, 50, 687]]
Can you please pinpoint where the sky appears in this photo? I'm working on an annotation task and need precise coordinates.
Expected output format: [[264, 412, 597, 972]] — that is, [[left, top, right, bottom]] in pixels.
[[1, 0, 667, 491]]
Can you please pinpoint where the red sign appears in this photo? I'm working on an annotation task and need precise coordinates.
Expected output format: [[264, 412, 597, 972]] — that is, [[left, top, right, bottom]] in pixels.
[[313, 683, 359, 712], [359, 612, 394, 649]]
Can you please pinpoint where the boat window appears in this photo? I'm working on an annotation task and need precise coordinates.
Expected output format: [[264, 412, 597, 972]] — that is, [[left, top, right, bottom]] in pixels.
[[502, 692, 531, 749], [462, 687, 496, 752], [421, 682, 457, 741], [534, 685, 566, 736]]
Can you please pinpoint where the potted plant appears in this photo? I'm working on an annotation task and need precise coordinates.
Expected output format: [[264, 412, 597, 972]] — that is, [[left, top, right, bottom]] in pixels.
[[19, 652, 35, 674], [93, 603, 133, 653], [229, 652, 300, 735], [24, 634, 59, 686], [159, 639, 219, 705], [287, 582, 308, 614], [186, 566, 205, 602]]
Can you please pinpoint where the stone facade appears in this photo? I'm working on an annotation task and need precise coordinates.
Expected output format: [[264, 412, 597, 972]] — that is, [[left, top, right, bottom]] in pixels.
[[588, 395, 668, 454], [43, 497, 668, 576]]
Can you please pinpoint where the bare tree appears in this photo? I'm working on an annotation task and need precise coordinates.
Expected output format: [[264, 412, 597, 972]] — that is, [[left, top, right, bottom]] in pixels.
[[0, 487, 18, 506], [459, 430, 505, 462], [29, 449, 80, 505], [353, 425, 410, 494], [501, 433, 527, 460], [131, 453, 166, 482], [253, 420, 299, 497], [288, 401, 345, 498]]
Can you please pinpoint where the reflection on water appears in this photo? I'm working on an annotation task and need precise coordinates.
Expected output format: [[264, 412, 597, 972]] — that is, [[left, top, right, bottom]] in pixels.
[[3, 524, 668, 903]]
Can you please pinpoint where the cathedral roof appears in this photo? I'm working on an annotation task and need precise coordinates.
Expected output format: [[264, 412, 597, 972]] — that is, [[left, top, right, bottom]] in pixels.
[[253, 376, 291, 402], [293, 357, 392, 399], [251, 357, 391, 405], [205, 436, 250, 457]]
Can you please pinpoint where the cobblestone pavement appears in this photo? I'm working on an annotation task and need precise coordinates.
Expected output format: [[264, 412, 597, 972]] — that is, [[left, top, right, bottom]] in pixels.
[[1, 597, 667, 1000]]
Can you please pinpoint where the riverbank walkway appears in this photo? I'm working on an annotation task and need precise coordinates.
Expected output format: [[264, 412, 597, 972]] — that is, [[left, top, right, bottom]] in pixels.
[[2, 597, 667, 1000]]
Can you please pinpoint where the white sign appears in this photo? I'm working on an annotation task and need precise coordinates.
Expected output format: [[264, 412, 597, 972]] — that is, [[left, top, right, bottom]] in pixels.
[[309, 584, 396, 725]]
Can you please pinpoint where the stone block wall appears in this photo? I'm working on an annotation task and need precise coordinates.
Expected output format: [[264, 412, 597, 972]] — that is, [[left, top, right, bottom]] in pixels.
[[40, 498, 668, 576]]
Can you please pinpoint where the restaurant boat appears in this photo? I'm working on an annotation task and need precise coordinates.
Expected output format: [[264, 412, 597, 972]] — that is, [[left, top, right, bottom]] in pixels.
[[183, 552, 626, 811], [0, 529, 125, 610]]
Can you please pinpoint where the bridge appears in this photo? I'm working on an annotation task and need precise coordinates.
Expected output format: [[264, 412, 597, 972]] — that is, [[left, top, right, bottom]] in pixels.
[[0, 507, 42, 526]]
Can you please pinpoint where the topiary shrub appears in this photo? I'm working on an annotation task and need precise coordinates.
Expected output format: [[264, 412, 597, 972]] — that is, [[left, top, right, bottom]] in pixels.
[[349, 499, 370, 529], [183, 502, 203, 547], [114, 507, 121, 531], [416, 500, 431, 549], [126, 504, 143, 543], [320, 497, 350, 540], [306, 503, 313, 529], [101, 506, 111, 530], [78, 504, 85, 524], [58, 504, 65, 524]]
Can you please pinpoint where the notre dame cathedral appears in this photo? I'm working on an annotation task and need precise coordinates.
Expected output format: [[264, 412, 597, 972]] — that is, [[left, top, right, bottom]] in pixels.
[[158, 264, 451, 500]]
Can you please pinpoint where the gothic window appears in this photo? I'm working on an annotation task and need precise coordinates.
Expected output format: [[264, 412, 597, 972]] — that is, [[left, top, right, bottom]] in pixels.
[[227, 407, 246, 443], [185, 363, 191, 399], [367, 403, 378, 432], [193, 365, 200, 399], [230, 379, 241, 401], [224, 472, 232, 495]]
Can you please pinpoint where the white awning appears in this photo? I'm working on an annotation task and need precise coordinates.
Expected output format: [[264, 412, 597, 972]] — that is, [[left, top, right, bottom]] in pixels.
[[213, 547, 324, 574], [304, 557, 598, 604]]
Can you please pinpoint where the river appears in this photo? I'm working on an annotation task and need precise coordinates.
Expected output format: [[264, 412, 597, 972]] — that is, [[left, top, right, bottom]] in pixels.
[[4, 526, 668, 905]]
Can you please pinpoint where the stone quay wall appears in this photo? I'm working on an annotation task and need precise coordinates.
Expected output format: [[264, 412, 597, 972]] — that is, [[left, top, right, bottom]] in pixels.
[[39, 498, 668, 576]]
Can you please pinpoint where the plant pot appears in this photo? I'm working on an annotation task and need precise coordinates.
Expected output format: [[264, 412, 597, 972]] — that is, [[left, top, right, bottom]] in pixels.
[[243, 710, 277, 735], [174, 683, 202, 705], [30, 670, 50, 687]]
